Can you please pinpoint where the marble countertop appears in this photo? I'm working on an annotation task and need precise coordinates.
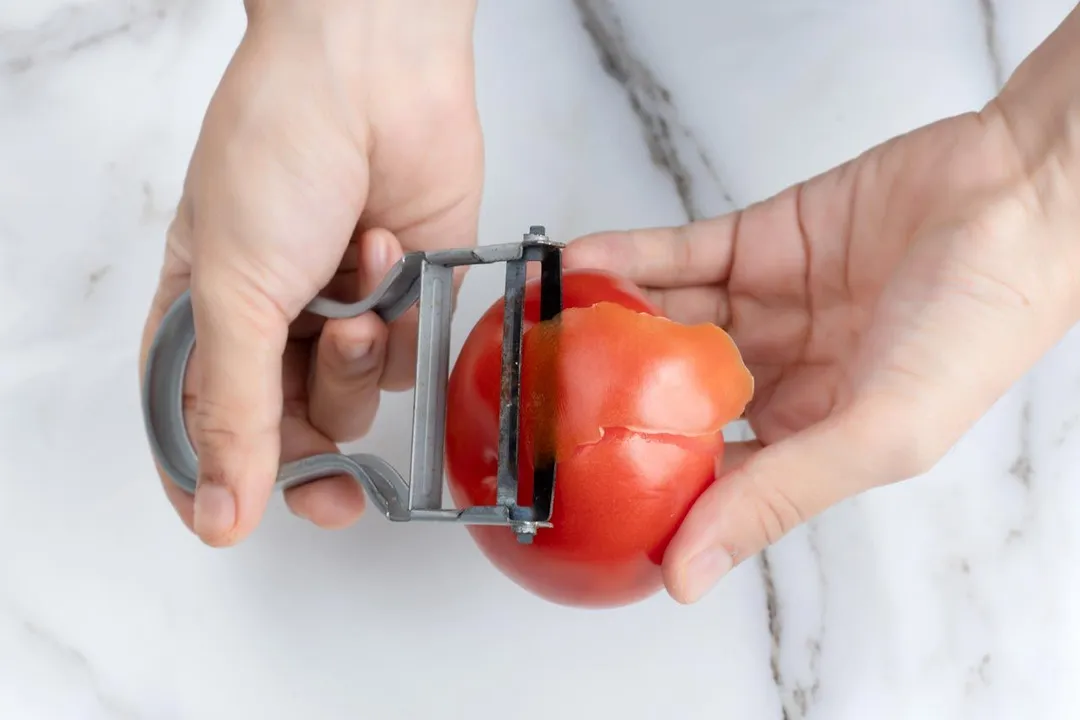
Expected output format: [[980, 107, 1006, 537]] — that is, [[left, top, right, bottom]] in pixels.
[[2, 0, 1079, 718]]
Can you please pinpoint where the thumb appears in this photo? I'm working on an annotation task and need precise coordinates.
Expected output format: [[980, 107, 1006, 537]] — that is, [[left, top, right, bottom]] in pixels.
[[663, 409, 894, 604], [187, 265, 290, 547]]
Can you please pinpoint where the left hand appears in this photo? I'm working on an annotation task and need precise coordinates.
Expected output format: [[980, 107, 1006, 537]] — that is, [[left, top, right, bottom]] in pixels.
[[563, 79, 1080, 602], [140, 0, 484, 545]]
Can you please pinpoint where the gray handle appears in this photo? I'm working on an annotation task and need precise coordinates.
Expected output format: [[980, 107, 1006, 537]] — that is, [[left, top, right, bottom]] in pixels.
[[140, 242, 541, 524], [140, 286, 417, 520]]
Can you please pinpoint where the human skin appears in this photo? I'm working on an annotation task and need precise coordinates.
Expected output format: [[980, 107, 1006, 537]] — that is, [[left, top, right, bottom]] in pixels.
[[141, 0, 1080, 607]]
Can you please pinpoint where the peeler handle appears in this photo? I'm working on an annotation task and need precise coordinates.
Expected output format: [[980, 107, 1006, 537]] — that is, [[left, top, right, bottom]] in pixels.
[[140, 238, 560, 530], [140, 274, 424, 520], [142, 247, 441, 518]]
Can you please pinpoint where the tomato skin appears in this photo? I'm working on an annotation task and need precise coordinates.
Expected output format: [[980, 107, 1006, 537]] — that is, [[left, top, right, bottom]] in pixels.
[[445, 269, 751, 608]]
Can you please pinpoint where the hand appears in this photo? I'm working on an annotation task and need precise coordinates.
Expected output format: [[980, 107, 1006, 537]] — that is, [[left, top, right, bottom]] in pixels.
[[139, 0, 483, 546], [564, 11, 1080, 603]]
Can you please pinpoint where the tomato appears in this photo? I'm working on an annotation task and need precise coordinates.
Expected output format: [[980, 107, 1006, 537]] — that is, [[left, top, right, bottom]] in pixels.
[[445, 269, 753, 608]]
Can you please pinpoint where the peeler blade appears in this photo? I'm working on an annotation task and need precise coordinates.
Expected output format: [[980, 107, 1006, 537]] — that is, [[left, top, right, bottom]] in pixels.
[[495, 227, 563, 542]]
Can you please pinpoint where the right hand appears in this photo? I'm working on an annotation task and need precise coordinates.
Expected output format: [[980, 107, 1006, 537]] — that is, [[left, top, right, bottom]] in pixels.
[[139, 0, 484, 546], [564, 5, 1080, 603]]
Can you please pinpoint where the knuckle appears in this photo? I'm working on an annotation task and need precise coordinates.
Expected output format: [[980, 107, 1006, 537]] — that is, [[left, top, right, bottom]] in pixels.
[[191, 399, 244, 456], [181, 392, 198, 437], [671, 224, 696, 273], [195, 464, 233, 491], [329, 354, 381, 387], [743, 478, 805, 548]]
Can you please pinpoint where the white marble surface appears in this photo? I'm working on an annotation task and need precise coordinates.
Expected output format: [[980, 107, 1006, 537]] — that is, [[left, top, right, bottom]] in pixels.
[[1, 0, 1079, 718]]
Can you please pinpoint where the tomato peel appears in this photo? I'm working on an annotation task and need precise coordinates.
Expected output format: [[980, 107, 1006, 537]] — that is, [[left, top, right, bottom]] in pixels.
[[521, 301, 753, 462]]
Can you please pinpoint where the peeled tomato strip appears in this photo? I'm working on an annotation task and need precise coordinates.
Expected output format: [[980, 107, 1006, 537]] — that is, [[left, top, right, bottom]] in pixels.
[[520, 301, 754, 461]]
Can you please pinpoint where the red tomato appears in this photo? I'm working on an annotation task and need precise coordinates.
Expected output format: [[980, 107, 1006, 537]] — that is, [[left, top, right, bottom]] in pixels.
[[445, 269, 753, 608]]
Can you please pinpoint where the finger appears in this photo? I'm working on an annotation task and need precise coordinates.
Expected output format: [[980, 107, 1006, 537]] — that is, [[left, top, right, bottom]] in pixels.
[[308, 228, 400, 441], [563, 214, 741, 288], [307, 313, 389, 442], [141, 204, 202, 533], [186, 339, 368, 530], [170, 343, 203, 532], [663, 411, 887, 604], [288, 255, 383, 342], [285, 474, 366, 529], [287, 272, 361, 341], [523, 250, 731, 327], [186, 263, 290, 548], [642, 285, 731, 327], [335, 239, 360, 273], [280, 414, 367, 530], [294, 229, 401, 526], [718, 439, 763, 474]]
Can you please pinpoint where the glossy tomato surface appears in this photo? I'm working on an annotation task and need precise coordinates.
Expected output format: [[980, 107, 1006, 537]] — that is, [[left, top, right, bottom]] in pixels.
[[445, 269, 752, 608]]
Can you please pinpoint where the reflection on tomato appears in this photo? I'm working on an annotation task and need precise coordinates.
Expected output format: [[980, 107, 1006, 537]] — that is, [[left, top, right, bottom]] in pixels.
[[445, 270, 753, 608]]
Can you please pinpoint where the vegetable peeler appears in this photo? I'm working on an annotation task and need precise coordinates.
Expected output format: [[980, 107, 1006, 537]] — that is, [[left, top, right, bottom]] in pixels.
[[141, 226, 563, 543]]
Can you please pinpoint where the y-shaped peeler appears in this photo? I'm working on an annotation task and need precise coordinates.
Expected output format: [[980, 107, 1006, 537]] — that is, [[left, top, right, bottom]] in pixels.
[[141, 226, 563, 543]]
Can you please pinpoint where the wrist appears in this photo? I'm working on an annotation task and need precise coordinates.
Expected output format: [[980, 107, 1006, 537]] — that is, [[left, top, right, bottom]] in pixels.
[[985, 5, 1080, 283], [989, 5, 1080, 196], [245, 0, 478, 68], [245, 0, 477, 23]]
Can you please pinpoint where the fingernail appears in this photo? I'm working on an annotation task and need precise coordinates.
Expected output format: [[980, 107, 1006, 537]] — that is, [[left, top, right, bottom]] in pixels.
[[680, 547, 734, 603], [339, 337, 374, 363], [366, 232, 389, 271], [193, 482, 236, 542]]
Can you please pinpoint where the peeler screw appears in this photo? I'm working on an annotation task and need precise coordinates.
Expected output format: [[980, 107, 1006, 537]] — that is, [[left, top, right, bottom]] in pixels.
[[528, 225, 547, 236]]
